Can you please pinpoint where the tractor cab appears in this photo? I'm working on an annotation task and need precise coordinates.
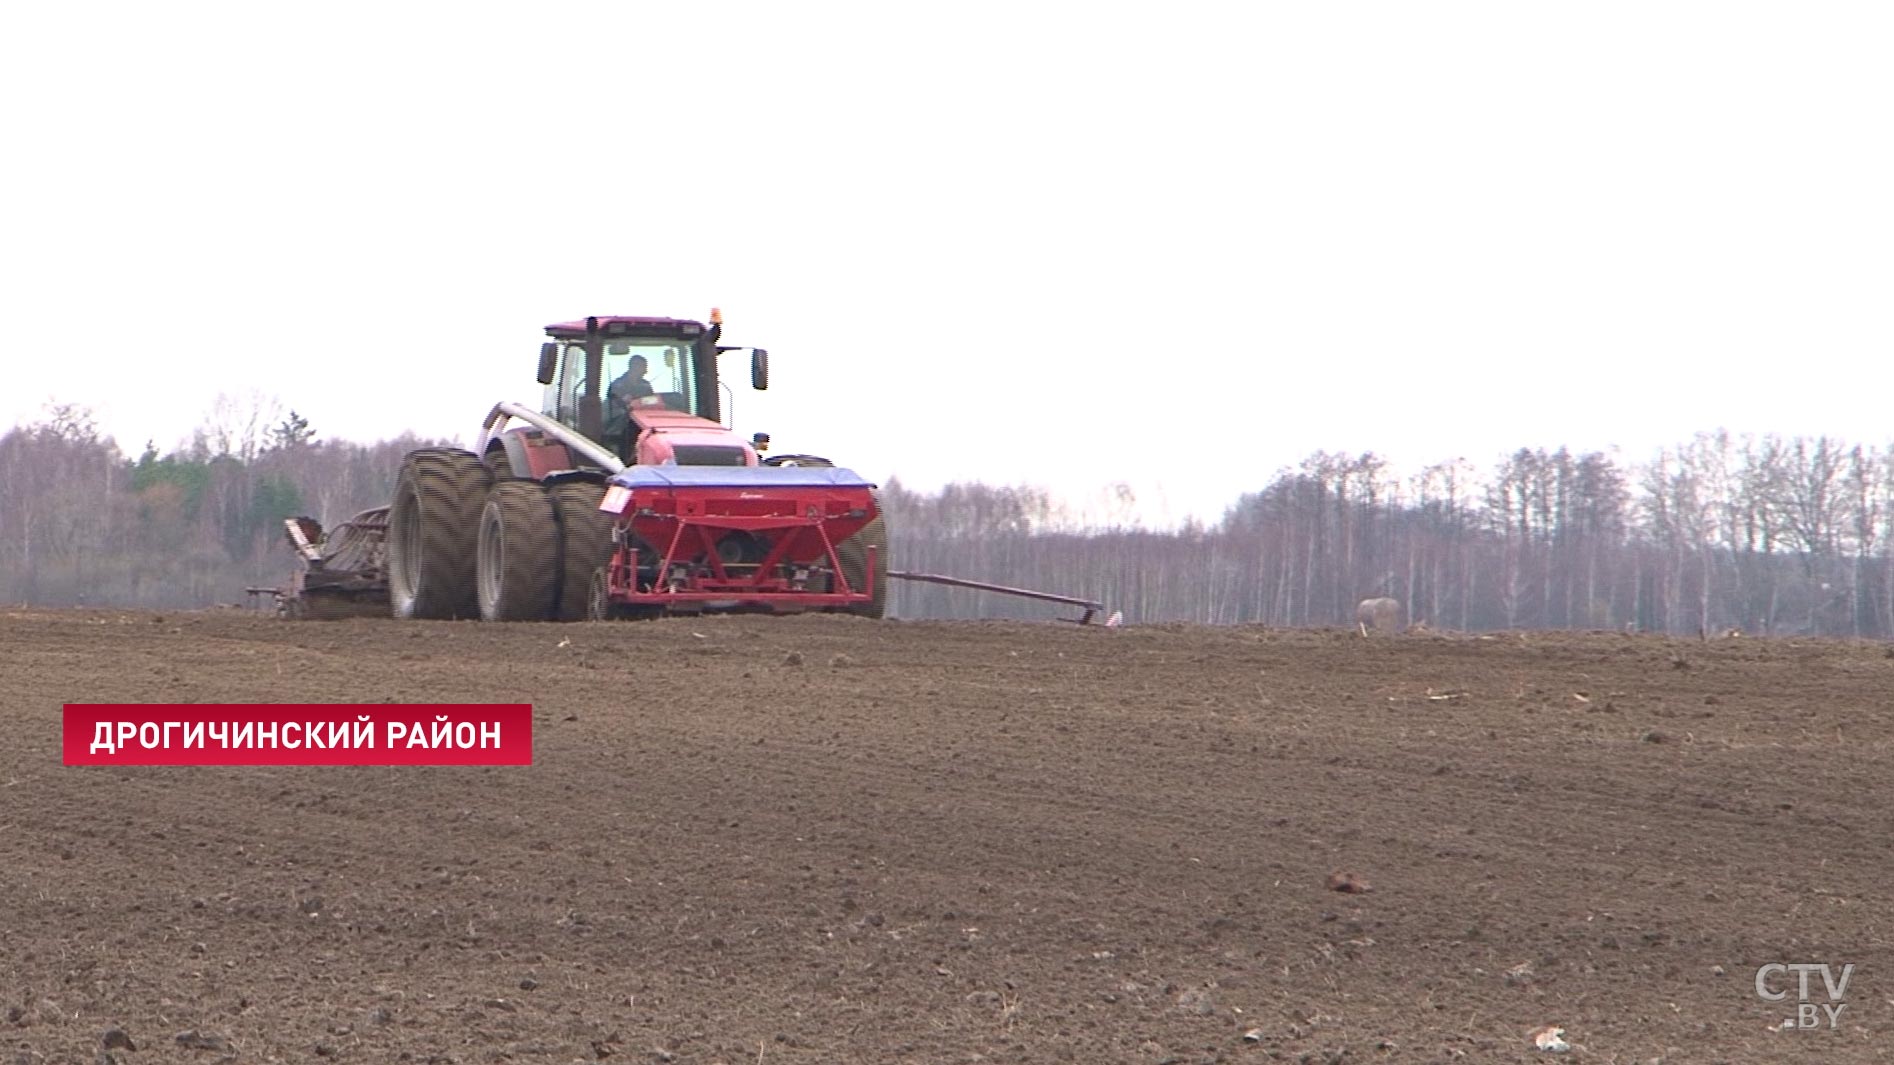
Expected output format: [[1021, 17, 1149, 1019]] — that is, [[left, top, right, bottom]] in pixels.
[[534, 311, 769, 464]]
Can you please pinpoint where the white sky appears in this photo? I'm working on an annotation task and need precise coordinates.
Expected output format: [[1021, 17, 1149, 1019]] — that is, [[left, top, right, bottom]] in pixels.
[[4, 3, 1889, 526]]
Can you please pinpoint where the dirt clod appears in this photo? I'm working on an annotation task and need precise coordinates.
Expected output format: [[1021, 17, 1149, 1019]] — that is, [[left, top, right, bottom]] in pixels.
[[1326, 871, 1372, 894], [174, 1030, 231, 1052], [1175, 986, 1215, 1015]]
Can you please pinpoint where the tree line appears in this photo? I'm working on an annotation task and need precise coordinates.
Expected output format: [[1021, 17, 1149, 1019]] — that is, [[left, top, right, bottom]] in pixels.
[[0, 402, 447, 608], [4, 402, 1891, 637], [886, 433, 1894, 637]]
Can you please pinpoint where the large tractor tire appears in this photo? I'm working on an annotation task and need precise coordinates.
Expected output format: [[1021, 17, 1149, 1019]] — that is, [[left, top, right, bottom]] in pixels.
[[835, 494, 890, 619], [388, 448, 494, 619], [476, 481, 560, 621], [548, 481, 616, 622]]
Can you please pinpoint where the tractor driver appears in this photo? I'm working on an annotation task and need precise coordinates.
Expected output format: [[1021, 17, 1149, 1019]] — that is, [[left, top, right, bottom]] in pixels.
[[603, 354, 656, 458]]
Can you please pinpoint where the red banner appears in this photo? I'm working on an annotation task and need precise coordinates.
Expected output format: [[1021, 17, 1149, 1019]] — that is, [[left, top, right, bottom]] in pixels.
[[63, 704, 534, 766]]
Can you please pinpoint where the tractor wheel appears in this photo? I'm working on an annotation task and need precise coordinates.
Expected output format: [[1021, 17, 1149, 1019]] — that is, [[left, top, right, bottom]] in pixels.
[[583, 566, 663, 622], [476, 481, 559, 621], [549, 481, 616, 622], [388, 448, 493, 619], [483, 444, 522, 481], [835, 495, 890, 619], [585, 566, 617, 622]]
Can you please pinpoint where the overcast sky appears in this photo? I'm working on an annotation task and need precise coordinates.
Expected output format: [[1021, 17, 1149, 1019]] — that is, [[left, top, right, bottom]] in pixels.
[[4, 3, 1889, 526]]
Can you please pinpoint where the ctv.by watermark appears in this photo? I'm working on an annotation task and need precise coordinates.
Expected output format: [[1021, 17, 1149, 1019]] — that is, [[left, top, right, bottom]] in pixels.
[[1755, 963, 1854, 1030]]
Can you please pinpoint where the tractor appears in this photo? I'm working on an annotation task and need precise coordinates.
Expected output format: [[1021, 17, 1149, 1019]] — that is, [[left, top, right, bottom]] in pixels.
[[269, 310, 1107, 625], [282, 310, 888, 622]]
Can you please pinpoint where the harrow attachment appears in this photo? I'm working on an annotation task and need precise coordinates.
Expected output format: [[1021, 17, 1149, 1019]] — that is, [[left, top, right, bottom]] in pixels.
[[258, 509, 393, 618]]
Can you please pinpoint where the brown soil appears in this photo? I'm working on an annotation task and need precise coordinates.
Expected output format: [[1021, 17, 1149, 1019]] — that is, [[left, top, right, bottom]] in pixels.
[[3, 610, 1892, 1063]]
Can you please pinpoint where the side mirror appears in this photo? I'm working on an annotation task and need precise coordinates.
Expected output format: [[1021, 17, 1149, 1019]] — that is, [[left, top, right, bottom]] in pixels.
[[751, 348, 769, 391], [536, 342, 558, 385]]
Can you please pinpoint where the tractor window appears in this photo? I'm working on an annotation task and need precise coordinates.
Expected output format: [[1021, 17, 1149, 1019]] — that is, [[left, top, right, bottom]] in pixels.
[[544, 343, 588, 428], [541, 338, 700, 443], [601, 342, 695, 416]]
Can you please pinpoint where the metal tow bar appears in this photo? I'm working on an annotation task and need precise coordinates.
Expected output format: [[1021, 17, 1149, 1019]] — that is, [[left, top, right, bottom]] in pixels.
[[887, 571, 1104, 625]]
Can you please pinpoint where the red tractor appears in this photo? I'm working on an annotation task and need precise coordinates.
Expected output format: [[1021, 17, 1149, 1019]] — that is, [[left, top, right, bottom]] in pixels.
[[285, 310, 888, 622], [272, 310, 1105, 624]]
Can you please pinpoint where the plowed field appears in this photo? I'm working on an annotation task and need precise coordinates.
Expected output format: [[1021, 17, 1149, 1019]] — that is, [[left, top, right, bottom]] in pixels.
[[4, 609, 1892, 1063]]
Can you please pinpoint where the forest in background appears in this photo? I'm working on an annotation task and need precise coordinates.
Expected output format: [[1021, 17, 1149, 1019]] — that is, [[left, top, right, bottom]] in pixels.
[[5, 399, 1894, 637]]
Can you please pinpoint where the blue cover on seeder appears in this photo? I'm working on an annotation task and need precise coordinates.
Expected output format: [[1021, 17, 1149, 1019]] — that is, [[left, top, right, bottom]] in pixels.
[[607, 464, 876, 490]]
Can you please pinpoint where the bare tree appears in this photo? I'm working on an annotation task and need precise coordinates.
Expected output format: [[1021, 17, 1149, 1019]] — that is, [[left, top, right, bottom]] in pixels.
[[199, 390, 286, 463], [1843, 444, 1884, 636]]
